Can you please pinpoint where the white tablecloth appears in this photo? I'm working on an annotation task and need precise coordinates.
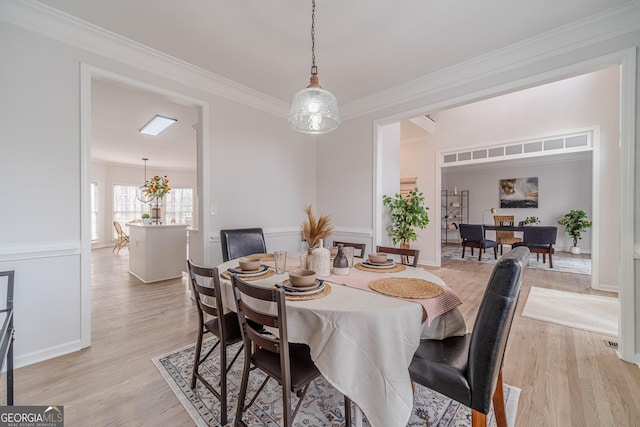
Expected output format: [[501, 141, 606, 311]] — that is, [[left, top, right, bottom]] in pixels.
[[217, 258, 466, 427]]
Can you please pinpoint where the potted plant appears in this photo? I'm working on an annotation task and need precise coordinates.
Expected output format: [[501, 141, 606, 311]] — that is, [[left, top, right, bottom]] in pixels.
[[382, 188, 430, 248], [141, 213, 151, 225], [558, 209, 592, 254]]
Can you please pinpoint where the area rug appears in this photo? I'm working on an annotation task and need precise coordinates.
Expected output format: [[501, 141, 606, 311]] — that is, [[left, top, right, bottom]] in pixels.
[[153, 340, 520, 426], [522, 286, 617, 337], [441, 244, 591, 275]]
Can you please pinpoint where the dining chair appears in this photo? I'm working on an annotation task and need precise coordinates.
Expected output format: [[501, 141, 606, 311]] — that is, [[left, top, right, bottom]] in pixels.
[[112, 221, 129, 254], [186, 260, 243, 426], [513, 226, 557, 268], [220, 228, 267, 262], [375, 245, 420, 267], [493, 215, 522, 255], [332, 241, 366, 258], [459, 224, 498, 261], [409, 246, 529, 427], [231, 275, 352, 427]]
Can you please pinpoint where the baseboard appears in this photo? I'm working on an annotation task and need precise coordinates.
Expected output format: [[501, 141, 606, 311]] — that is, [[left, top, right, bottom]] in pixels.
[[595, 283, 619, 293], [15, 339, 83, 369]]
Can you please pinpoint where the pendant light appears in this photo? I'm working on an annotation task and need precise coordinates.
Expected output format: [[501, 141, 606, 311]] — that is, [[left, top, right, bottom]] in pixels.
[[136, 158, 154, 204], [288, 0, 340, 134]]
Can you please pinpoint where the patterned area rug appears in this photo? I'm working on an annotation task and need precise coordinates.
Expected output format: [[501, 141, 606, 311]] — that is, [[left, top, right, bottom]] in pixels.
[[153, 340, 520, 426], [441, 244, 591, 275]]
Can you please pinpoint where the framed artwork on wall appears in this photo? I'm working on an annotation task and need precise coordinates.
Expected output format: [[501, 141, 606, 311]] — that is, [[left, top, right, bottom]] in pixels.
[[499, 177, 539, 208]]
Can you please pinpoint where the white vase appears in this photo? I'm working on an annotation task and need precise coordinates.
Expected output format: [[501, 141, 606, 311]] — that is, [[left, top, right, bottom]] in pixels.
[[570, 246, 581, 255], [310, 239, 331, 277]]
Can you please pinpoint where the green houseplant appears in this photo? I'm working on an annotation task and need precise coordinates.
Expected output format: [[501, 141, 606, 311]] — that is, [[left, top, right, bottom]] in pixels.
[[382, 188, 430, 247], [558, 209, 592, 254]]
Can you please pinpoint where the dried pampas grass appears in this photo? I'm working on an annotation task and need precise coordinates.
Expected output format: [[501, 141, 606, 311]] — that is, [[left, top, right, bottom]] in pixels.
[[301, 205, 334, 249]]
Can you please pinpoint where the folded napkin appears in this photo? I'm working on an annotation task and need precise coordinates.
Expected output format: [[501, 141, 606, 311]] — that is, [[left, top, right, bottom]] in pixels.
[[276, 279, 324, 293], [227, 265, 267, 275]]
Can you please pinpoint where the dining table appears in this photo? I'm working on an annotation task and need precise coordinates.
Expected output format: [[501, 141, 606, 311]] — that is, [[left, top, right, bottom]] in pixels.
[[216, 254, 467, 427]]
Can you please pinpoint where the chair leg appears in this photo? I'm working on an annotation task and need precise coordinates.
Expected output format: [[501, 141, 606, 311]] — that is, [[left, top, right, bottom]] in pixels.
[[493, 246, 497, 259], [234, 355, 252, 427], [549, 252, 553, 268], [219, 338, 228, 426], [462, 246, 466, 258], [190, 328, 204, 389], [471, 409, 488, 427], [478, 247, 482, 261], [344, 396, 352, 426], [492, 371, 508, 427]]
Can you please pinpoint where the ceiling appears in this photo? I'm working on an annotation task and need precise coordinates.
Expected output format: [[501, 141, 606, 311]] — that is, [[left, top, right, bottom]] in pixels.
[[52, 0, 627, 168]]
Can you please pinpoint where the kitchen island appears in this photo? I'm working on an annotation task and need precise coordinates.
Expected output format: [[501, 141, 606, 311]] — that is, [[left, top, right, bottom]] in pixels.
[[128, 224, 187, 283]]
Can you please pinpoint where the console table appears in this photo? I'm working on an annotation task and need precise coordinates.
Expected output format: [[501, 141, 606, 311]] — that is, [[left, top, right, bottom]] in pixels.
[[0, 271, 14, 405]]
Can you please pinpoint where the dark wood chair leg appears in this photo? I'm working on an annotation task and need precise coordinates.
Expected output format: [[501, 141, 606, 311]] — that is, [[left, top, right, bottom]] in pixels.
[[549, 252, 553, 268], [492, 371, 508, 427], [344, 396, 352, 426], [478, 247, 482, 261], [493, 246, 498, 259], [462, 246, 466, 258]]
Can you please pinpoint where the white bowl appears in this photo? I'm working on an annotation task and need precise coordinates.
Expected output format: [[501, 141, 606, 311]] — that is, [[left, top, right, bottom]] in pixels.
[[368, 253, 388, 264]]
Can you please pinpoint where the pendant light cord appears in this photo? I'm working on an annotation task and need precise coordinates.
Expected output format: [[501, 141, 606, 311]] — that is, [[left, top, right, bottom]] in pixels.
[[311, 0, 317, 75]]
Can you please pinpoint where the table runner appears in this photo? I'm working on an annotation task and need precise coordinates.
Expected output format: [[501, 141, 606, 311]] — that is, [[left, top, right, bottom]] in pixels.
[[265, 257, 461, 324]]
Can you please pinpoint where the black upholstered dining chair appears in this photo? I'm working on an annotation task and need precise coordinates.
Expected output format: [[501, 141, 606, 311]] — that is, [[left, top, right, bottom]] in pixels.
[[231, 275, 352, 427], [375, 245, 420, 267], [220, 228, 267, 262], [513, 226, 557, 268], [459, 223, 498, 261], [409, 247, 529, 427], [186, 260, 243, 426]]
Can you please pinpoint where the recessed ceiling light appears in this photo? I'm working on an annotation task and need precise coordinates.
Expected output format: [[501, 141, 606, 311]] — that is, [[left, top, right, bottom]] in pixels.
[[139, 115, 177, 136]]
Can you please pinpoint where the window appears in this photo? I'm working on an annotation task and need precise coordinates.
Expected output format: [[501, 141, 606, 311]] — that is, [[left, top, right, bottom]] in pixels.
[[113, 185, 194, 237], [90, 182, 99, 241], [164, 187, 194, 225]]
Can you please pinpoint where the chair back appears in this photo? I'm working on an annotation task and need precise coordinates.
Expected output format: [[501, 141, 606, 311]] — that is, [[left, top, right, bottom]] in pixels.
[[493, 215, 515, 239], [231, 275, 289, 358], [376, 245, 420, 267], [113, 221, 127, 237], [523, 226, 557, 245], [186, 261, 226, 331], [459, 223, 485, 242], [220, 228, 267, 261], [467, 246, 528, 414], [332, 241, 366, 258]]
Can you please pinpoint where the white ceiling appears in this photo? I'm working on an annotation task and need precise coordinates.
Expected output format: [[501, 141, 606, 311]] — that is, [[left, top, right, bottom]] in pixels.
[[47, 0, 628, 168]]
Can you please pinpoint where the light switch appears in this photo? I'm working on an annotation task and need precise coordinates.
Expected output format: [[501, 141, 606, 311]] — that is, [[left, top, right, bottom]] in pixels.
[[210, 204, 218, 216]]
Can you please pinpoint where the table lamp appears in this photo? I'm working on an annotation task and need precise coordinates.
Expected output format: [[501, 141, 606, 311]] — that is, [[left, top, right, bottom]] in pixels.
[[482, 207, 497, 225]]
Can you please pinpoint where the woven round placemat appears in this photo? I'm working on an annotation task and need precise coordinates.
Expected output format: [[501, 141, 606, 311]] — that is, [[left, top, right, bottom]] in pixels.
[[355, 263, 407, 273], [369, 278, 443, 299], [247, 253, 275, 262], [283, 283, 332, 301], [220, 269, 275, 281]]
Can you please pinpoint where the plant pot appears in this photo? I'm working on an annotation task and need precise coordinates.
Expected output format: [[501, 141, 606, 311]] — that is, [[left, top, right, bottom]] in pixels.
[[570, 246, 581, 255], [400, 242, 410, 249]]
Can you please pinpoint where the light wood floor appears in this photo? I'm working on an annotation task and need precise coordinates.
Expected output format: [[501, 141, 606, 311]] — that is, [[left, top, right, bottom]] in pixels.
[[6, 247, 640, 426]]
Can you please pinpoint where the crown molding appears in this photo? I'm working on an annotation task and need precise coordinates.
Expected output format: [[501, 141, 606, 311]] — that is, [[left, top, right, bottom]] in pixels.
[[0, 0, 289, 118], [2, 0, 638, 122], [341, 1, 640, 119]]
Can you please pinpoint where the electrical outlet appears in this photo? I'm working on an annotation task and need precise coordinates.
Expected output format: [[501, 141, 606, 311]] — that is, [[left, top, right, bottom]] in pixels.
[[210, 204, 218, 216]]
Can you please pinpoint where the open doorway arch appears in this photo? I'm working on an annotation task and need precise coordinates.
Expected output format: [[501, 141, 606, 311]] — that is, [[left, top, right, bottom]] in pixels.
[[79, 64, 210, 349], [373, 48, 636, 363]]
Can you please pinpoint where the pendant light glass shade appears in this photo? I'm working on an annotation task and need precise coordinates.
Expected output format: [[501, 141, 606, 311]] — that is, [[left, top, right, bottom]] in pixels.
[[288, 0, 339, 134], [289, 76, 340, 134], [136, 158, 155, 204]]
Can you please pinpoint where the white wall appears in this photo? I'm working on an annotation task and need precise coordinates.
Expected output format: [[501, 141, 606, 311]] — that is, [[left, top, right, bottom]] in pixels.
[[0, 20, 314, 366], [399, 68, 618, 289], [442, 157, 593, 252]]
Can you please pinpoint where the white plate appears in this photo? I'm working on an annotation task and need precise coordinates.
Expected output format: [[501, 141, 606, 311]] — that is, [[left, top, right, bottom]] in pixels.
[[282, 279, 322, 291], [282, 282, 325, 296], [361, 261, 396, 269], [228, 264, 269, 277], [366, 259, 394, 266]]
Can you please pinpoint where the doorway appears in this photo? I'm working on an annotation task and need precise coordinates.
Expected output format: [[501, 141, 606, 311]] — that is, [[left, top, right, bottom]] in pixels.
[[80, 64, 209, 349]]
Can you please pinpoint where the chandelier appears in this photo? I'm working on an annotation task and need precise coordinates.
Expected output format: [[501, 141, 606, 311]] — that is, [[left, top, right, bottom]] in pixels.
[[136, 158, 155, 204], [288, 0, 340, 134]]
